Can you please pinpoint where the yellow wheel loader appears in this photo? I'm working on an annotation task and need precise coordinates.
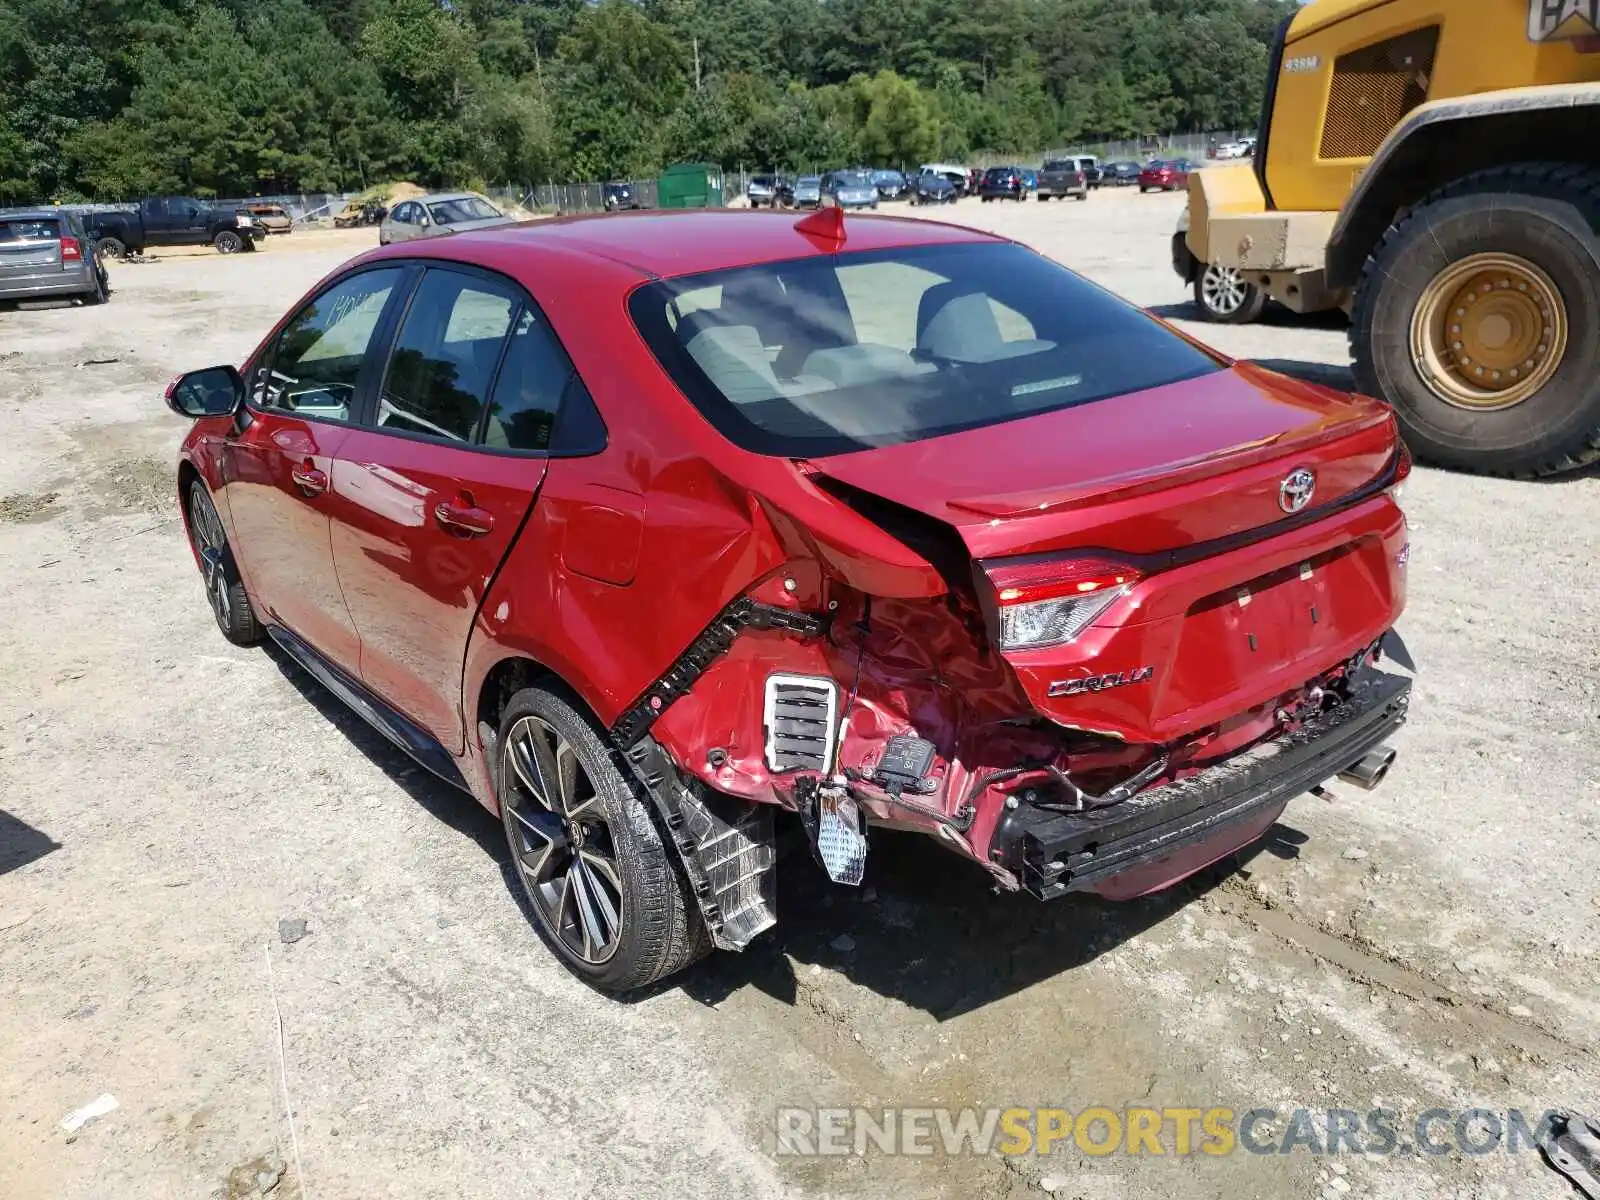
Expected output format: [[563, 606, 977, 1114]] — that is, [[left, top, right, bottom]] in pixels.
[[1176, 0, 1600, 476]]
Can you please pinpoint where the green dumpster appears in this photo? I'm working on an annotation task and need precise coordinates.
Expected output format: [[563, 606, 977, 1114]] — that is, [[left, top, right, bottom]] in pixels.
[[657, 162, 725, 209]]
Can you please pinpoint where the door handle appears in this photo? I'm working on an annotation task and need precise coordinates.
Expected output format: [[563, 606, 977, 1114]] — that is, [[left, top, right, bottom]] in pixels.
[[433, 498, 494, 537], [290, 462, 328, 496]]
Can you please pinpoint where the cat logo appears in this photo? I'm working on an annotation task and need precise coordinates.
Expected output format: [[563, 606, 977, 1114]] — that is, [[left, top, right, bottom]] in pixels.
[[1528, 0, 1600, 42]]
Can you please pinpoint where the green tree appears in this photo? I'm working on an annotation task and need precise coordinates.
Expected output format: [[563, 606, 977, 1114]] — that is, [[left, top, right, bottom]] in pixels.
[[0, 0, 1297, 198], [852, 71, 939, 168]]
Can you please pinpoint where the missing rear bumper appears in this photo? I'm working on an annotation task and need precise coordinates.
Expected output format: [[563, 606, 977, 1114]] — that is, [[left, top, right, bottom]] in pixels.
[[991, 668, 1412, 899]]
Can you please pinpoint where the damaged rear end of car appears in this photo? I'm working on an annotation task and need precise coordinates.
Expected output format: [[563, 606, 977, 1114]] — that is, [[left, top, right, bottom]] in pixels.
[[616, 232, 1413, 948]]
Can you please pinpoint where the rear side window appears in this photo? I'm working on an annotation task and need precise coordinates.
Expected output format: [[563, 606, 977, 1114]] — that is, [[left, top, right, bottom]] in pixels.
[[0, 219, 60, 242], [369, 267, 605, 455], [484, 309, 577, 451], [629, 242, 1221, 457], [378, 270, 517, 442]]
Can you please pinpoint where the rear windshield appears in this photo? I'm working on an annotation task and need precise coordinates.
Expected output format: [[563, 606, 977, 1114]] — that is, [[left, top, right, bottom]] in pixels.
[[1042, 160, 1071, 172], [628, 242, 1221, 457], [0, 218, 60, 242], [833, 172, 872, 187]]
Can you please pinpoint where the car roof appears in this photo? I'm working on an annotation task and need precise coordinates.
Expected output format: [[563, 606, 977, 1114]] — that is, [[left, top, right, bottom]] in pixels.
[[1, 209, 70, 221], [375, 209, 1002, 281], [418, 192, 484, 205]]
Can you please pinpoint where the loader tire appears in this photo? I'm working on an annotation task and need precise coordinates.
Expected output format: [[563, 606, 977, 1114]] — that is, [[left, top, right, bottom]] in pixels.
[[1351, 162, 1600, 477]]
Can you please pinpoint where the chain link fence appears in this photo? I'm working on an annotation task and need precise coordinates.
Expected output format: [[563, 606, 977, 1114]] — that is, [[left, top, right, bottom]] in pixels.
[[1, 134, 1249, 223]]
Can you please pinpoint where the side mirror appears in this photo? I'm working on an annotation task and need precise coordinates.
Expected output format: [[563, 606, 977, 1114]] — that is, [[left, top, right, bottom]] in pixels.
[[166, 365, 242, 418]]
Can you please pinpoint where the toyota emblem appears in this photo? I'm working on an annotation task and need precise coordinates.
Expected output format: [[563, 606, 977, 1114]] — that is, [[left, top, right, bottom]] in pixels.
[[1279, 467, 1316, 514]]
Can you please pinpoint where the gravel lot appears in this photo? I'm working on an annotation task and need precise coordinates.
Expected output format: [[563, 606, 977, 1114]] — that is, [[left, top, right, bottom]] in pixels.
[[1, 193, 1596, 1200]]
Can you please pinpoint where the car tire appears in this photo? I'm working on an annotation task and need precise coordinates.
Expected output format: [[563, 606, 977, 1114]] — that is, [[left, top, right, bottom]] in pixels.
[[1194, 263, 1267, 324], [96, 236, 125, 261], [186, 480, 263, 647], [1350, 162, 1600, 478], [81, 268, 108, 305], [497, 686, 709, 994], [1076, 192, 1089, 201], [214, 230, 244, 254]]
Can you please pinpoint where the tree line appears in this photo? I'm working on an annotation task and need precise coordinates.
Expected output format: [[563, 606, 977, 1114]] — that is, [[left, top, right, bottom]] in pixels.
[[0, 0, 1295, 203]]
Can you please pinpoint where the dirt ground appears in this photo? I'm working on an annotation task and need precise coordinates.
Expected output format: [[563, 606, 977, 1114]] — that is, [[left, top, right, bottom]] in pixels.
[[1, 190, 1596, 1200]]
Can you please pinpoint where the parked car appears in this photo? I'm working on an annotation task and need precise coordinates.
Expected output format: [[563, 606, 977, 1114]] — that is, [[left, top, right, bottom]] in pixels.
[[909, 169, 958, 205], [1171, 206, 1266, 324], [168, 208, 1413, 993], [379, 193, 517, 245], [919, 163, 972, 196], [821, 169, 878, 209], [603, 182, 643, 211], [790, 175, 823, 209], [1074, 155, 1104, 190], [0, 209, 109, 305], [333, 200, 388, 228], [979, 166, 1027, 201], [1036, 159, 1089, 201], [1139, 160, 1193, 192], [1211, 138, 1256, 160], [84, 195, 262, 259], [871, 169, 909, 201], [242, 203, 293, 234], [746, 175, 780, 208], [1102, 161, 1142, 187]]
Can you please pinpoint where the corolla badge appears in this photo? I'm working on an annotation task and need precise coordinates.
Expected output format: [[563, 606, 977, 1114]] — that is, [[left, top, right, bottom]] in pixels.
[[1048, 666, 1154, 698], [1279, 467, 1317, 514]]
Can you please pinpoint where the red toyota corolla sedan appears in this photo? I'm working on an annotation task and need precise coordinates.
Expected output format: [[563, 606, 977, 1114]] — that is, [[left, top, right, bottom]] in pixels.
[[167, 208, 1412, 993], [1139, 159, 1192, 192]]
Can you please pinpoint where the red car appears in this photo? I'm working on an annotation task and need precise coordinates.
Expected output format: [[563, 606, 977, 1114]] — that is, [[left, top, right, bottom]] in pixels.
[[1140, 159, 1194, 192], [167, 207, 1412, 993]]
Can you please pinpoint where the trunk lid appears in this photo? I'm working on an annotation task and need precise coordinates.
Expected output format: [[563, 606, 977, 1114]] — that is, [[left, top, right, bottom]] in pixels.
[[808, 364, 1406, 742], [809, 363, 1396, 561]]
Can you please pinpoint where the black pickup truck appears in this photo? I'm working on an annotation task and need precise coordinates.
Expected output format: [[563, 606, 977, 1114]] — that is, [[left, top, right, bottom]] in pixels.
[[84, 196, 263, 259]]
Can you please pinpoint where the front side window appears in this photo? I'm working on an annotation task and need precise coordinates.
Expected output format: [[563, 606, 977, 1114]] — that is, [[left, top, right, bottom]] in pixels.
[[629, 242, 1221, 457], [376, 269, 516, 442], [260, 268, 402, 422]]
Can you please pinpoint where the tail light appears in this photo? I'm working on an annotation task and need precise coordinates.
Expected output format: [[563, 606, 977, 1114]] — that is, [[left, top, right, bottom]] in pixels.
[[60, 236, 82, 263], [977, 554, 1139, 650], [1386, 441, 1413, 503]]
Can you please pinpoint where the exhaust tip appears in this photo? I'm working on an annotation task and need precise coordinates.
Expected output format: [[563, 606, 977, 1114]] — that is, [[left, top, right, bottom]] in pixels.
[[1337, 746, 1397, 792]]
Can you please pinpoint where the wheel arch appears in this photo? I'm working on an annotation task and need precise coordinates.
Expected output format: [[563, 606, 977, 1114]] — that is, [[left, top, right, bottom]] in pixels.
[[1327, 85, 1600, 290], [476, 653, 570, 737], [176, 459, 204, 566]]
